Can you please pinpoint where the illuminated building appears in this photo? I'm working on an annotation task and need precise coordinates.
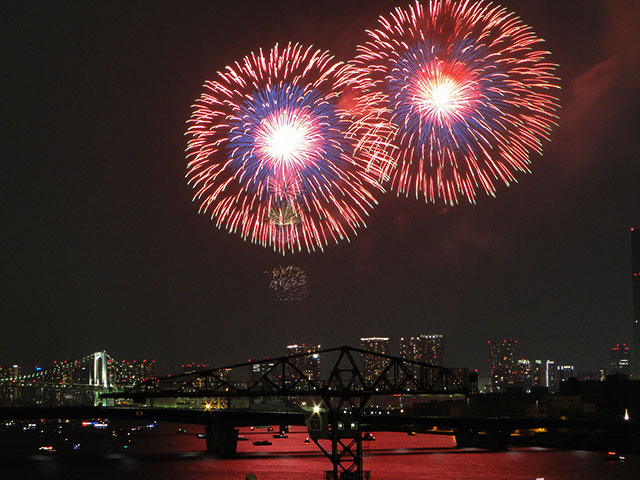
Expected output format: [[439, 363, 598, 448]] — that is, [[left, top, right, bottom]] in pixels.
[[532, 360, 545, 387], [515, 359, 532, 390], [549, 364, 575, 393], [217, 368, 231, 382], [546, 360, 556, 390], [182, 362, 212, 389], [632, 226, 639, 378], [399, 334, 445, 366], [360, 337, 390, 383], [610, 343, 631, 377], [577, 370, 605, 382], [109, 359, 156, 386], [488, 339, 518, 392], [285, 344, 321, 383], [72, 364, 90, 384], [183, 362, 211, 374], [251, 357, 276, 382], [0, 365, 22, 405], [3, 365, 21, 379]]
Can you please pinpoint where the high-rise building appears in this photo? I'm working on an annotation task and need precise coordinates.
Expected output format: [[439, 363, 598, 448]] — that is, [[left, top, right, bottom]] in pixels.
[[285, 344, 321, 383], [554, 364, 575, 391], [488, 339, 518, 392], [182, 362, 213, 390], [399, 334, 445, 366], [108, 359, 156, 386], [182, 362, 211, 374], [250, 357, 276, 383], [532, 360, 546, 387], [0, 365, 22, 406], [632, 227, 639, 378], [515, 359, 532, 390], [360, 337, 390, 383], [7, 365, 21, 379], [546, 360, 556, 390], [547, 364, 575, 393], [610, 343, 631, 376]]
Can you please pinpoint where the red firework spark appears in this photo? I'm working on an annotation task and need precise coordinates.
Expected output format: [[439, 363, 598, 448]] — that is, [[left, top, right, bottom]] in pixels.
[[186, 43, 392, 254], [354, 0, 561, 205]]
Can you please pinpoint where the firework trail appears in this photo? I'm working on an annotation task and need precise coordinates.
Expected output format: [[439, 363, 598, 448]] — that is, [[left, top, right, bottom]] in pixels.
[[268, 265, 308, 301], [354, 0, 560, 205], [186, 43, 391, 253]]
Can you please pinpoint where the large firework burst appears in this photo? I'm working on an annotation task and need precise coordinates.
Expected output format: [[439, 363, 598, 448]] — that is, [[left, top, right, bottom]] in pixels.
[[354, 0, 560, 205], [186, 43, 390, 253], [268, 265, 308, 301]]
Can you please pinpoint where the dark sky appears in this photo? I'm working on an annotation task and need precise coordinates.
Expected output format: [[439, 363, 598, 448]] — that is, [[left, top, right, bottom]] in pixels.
[[3, 1, 639, 375]]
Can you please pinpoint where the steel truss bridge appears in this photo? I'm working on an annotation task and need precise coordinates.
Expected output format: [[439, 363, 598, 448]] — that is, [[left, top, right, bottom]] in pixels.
[[102, 345, 468, 479]]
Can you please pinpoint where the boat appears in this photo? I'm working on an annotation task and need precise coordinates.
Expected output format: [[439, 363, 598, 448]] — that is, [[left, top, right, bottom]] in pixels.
[[607, 451, 626, 462], [238, 435, 249, 441], [253, 440, 272, 446], [363, 432, 376, 441], [272, 433, 288, 439], [304, 437, 311, 444]]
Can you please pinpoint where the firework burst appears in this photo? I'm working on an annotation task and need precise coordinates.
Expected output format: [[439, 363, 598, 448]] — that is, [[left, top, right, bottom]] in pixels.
[[354, 0, 560, 205], [186, 43, 391, 253], [268, 265, 308, 301]]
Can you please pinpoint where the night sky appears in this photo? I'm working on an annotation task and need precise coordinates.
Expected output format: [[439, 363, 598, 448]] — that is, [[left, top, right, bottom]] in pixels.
[[3, 1, 639, 375]]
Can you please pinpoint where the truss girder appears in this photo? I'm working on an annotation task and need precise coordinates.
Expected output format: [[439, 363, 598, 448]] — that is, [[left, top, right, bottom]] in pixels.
[[103, 346, 467, 400]]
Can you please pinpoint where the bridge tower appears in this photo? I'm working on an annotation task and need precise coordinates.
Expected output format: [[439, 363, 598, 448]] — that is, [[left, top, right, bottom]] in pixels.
[[89, 351, 109, 388]]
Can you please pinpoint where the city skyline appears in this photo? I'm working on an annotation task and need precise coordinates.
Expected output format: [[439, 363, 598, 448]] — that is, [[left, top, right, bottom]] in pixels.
[[3, 1, 639, 374], [1, 334, 631, 382]]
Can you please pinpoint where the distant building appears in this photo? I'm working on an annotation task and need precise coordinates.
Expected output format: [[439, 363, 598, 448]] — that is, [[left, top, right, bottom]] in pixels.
[[549, 364, 575, 393], [449, 367, 478, 393], [632, 226, 639, 378], [399, 334, 445, 366], [515, 359, 532, 391], [577, 370, 605, 382], [251, 357, 276, 383], [546, 360, 556, 390], [610, 343, 631, 377], [532, 360, 546, 387], [488, 339, 518, 392], [0, 365, 22, 406], [285, 344, 321, 383], [182, 362, 210, 374], [183, 362, 220, 389], [109, 359, 156, 386], [360, 337, 390, 383], [3, 365, 21, 379]]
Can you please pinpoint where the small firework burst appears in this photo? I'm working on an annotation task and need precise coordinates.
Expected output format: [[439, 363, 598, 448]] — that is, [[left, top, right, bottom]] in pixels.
[[268, 265, 308, 301]]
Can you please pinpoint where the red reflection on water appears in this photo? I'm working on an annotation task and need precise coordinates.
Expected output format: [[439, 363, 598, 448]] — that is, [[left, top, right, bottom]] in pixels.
[[126, 425, 639, 480]]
